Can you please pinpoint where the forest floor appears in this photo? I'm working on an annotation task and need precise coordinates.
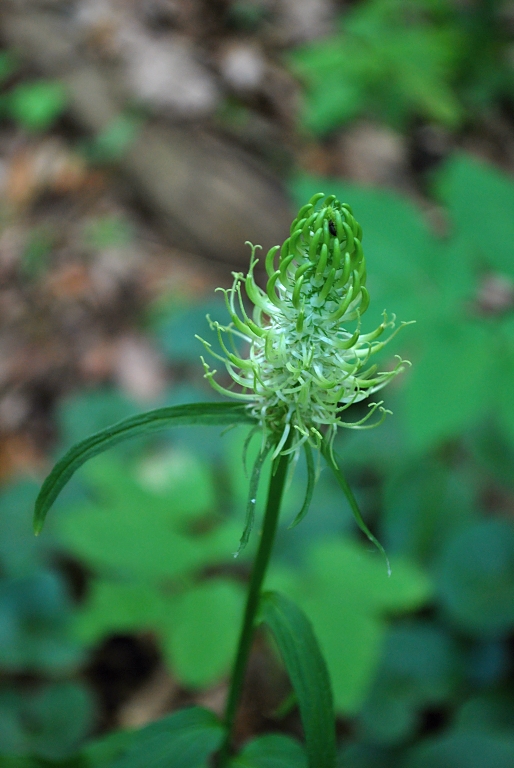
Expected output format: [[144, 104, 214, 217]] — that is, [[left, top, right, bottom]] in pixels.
[[2, 0, 514, 743]]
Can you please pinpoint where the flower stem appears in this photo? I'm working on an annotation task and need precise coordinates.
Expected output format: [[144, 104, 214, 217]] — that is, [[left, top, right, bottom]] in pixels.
[[217, 439, 292, 765]]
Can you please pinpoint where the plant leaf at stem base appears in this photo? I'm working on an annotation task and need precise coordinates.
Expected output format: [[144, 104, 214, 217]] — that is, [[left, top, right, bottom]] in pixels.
[[260, 590, 336, 768], [288, 442, 316, 528]]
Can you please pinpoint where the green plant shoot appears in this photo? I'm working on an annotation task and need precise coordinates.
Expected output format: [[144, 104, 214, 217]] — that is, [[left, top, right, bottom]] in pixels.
[[199, 193, 411, 557], [33, 193, 410, 768]]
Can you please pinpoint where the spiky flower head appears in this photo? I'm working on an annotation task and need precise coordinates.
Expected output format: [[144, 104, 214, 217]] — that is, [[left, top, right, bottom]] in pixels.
[[198, 193, 410, 460]]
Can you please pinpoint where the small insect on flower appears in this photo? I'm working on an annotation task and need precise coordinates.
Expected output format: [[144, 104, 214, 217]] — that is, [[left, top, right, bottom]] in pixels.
[[197, 193, 412, 555]]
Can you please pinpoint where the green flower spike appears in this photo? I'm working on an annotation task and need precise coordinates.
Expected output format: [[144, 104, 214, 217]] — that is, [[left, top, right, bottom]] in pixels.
[[198, 193, 411, 560]]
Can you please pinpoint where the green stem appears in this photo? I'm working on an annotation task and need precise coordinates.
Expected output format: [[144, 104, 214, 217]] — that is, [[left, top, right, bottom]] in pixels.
[[218, 441, 292, 765]]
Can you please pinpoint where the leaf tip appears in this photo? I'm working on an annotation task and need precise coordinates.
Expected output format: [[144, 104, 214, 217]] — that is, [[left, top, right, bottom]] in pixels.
[[33, 499, 46, 536]]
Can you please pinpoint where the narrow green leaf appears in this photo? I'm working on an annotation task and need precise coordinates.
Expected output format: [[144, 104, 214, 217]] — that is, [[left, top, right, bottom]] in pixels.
[[288, 442, 316, 528], [229, 734, 307, 768], [260, 591, 336, 768], [321, 438, 390, 574], [238, 441, 271, 555], [109, 707, 224, 768], [268, 538, 431, 714], [34, 402, 255, 534]]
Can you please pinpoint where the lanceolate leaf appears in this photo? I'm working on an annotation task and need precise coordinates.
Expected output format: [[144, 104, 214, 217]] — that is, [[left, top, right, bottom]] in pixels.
[[321, 438, 390, 574], [260, 591, 336, 768], [34, 402, 256, 534], [237, 441, 272, 555], [288, 442, 316, 529], [109, 706, 224, 768]]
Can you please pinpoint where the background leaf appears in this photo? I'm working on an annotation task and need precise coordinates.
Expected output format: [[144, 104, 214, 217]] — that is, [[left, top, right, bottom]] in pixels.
[[55, 450, 246, 690], [357, 622, 461, 745], [229, 734, 308, 768], [404, 321, 495, 450], [268, 539, 432, 713], [0, 683, 93, 761], [162, 579, 244, 688], [436, 154, 514, 276], [8, 80, 68, 131], [436, 520, 514, 635], [0, 570, 82, 673], [402, 732, 514, 768], [55, 453, 216, 580], [289, 1, 463, 134], [109, 707, 224, 768]]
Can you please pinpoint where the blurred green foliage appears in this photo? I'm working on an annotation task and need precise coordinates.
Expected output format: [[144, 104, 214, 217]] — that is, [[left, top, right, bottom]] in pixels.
[[0, 52, 17, 85], [228, 734, 307, 767], [21, 226, 56, 278], [292, 151, 514, 765], [289, 0, 514, 134], [293, 152, 514, 453], [7, 81, 68, 133], [104, 707, 225, 768], [1, 150, 514, 766], [55, 449, 245, 689], [83, 216, 134, 251], [0, 482, 93, 763], [80, 115, 142, 165], [268, 540, 431, 713], [0, 49, 68, 133]]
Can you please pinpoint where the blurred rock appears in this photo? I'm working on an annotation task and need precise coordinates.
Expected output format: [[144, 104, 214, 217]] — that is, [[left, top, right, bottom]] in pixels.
[[139, 0, 182, 33], [477, 273, 514, 316], [0, 341, 14, 391], [297, 141, 332, 177], [276, 0, 334, 43], [89, 245, 140, 301], [76, 0, 124, 59], [117, 664, 176, 729], [336, 122, 409, 189], [195, 681, 227, 718], [77, 1, 220, 117], [0, 393, 29, 431], [123, 34, 220, 118], [0, 432, 43, 481], [2, 5, 293, 263], [260, 62, 299, 126], [0, 159, 8, 199], [45, 263, 93, 300], [5, 140, 88, 208], [0, 226, 23, 273], [79, 339, 117, 382], [114, 335, 166, 401], [410, 124, 451, 175], [219, 41, 266, 94]]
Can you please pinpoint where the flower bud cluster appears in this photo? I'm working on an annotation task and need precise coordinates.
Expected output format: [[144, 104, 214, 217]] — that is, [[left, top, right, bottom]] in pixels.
[[199, 193, 409, 457]]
